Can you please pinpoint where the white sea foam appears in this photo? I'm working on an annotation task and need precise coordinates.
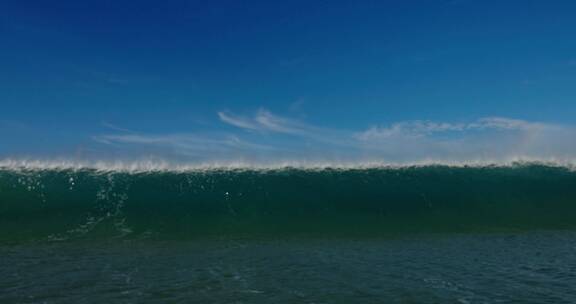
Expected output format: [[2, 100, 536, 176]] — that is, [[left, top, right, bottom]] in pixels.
[[0, 157, 575, 173]]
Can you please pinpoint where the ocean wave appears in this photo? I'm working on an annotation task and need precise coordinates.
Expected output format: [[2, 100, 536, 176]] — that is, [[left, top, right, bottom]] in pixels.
[[1, 161, 576, 242]]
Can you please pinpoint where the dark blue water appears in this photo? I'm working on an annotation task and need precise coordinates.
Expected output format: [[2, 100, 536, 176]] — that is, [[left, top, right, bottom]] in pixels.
[[2, 232, 576, 303]]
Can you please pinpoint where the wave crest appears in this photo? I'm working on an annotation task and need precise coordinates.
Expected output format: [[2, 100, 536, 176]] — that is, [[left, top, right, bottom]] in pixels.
[[1, 158, 575, 173]]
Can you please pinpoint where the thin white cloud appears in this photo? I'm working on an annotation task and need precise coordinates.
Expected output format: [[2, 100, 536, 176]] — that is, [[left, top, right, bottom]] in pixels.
[[254, 109, 310, 135], [217, 112, 261, 131], [101, 121, 136, 133], [218, 109, 312, 136], [354, 117, 574, 162], [92, 109, 576, 163], [473, 117, 547, 130], [94, 133, 275, 158], [218, 109, 348, 146], [356, 117, 549, 140]]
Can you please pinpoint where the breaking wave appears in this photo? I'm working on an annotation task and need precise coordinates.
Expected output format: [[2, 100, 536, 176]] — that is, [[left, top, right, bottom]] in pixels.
[[1, 159, 576, 242]]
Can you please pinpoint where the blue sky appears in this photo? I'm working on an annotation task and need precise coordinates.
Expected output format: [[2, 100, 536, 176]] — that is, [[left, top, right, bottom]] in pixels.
[[1, 0, 576, 163]]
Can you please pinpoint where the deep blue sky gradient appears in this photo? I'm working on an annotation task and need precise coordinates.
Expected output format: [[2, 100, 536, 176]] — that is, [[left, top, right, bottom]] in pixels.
[[1, 0, 576, 158]]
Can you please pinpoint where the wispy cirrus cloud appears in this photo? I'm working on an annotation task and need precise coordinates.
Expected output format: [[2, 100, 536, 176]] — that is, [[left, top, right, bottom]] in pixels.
[[92, 108, 576, 163], [218, 109, 353, 147], [353, 117, 574, 162], [101, 121, 136, 134], [218, 109, 313, 136], [94, 133, 275, 159], [355, 117, 549, 140], [217, 112, 261, 131]]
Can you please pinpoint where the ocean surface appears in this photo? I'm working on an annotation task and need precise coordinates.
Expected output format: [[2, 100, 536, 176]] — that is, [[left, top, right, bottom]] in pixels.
[[1, 161, 576, 303]]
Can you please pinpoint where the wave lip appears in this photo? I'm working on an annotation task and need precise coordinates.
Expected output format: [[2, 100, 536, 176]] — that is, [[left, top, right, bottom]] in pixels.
[[1, 158, 575, 173]]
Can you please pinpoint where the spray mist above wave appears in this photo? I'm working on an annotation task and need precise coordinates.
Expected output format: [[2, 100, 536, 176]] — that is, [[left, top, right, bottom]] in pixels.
[[1, 159, 575, 172], [4, 114, 576, 172], [1, 157, 576, 173]]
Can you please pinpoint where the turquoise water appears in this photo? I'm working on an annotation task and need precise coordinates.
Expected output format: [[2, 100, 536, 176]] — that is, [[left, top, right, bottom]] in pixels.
[[1, 163, 576, 241], [1, 163, 576, 302]]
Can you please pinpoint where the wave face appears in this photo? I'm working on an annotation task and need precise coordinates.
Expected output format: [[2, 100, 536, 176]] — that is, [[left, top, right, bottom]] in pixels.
[[1, 163, 576, 242]]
